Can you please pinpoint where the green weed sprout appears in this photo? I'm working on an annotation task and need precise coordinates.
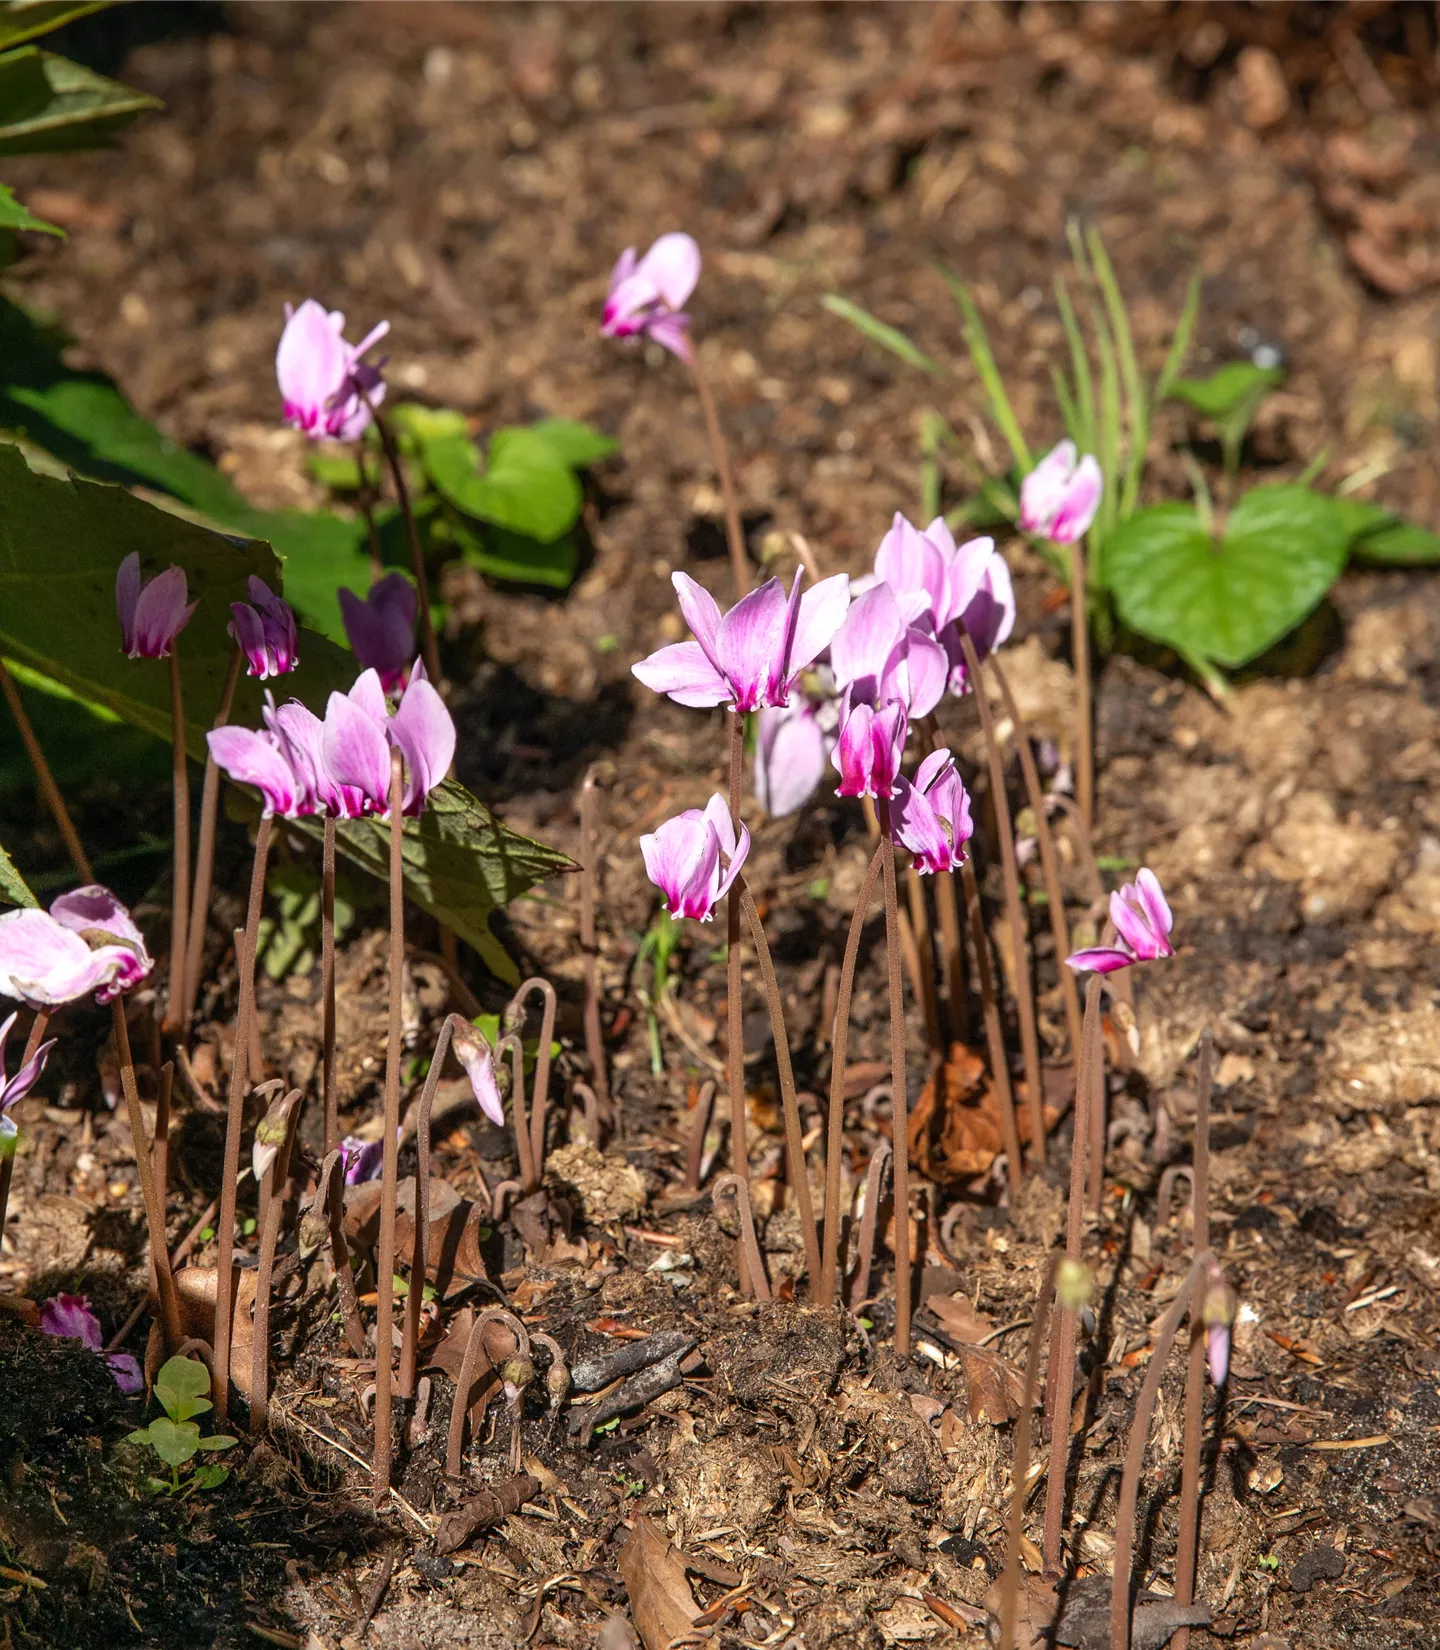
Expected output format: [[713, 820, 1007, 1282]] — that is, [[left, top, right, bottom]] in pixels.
[[126, 1355, 237, 1497]]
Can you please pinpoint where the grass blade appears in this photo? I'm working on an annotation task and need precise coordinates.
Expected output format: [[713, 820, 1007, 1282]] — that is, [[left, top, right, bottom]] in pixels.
[[1154, 264, 1202, 410], [1086, 226, 1147, 520], [1054, 276, 1095, 455], [937, 266, 1032, 472], [822, 294, 940, 376]]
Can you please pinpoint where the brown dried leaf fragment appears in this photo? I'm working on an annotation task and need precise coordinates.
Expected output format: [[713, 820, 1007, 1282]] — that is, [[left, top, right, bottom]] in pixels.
[[617, 1517, 699, 1650]]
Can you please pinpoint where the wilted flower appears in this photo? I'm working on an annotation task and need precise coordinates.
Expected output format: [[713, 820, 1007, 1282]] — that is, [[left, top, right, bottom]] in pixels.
[[229, 576, 298, 679], [38, 1294, 143, 1393], [1018, 439, 1103, 545], [632, 570, 850, 712], [251, 1102, 293, 1185], [0, 887, 152, 1008], [640, 795, 750, 922], [321, 665, 455, 816], [338, 573, 417, 694], [115, 553, 195, 660], [601, 232, 701, 361], [1066, 868, 1173, 974], [754, 683, 838, 818], [451, 1018, 505, 1127], [891, 749, 974, 875], [832, 697, 908, 801], [0, 1009, 56, 1157], [276, 298, 389, 441]]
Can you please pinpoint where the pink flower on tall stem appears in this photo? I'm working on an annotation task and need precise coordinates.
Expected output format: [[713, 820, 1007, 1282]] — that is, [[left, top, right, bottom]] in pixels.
[[0, 887, 152, 1008], [322, 666, 455, 816], [891, 749, 974, 875], [338, 573, 417, 694], [115, 554, 195, 660], [602, 233, 701, 361], [1066, 868, 1173, 974], [229, 576, 298, 679], [632, 570, 850, 712], [829, 582, 947, 720], [640, 794, 750, 922], [1019, 439, 1103, 545], [38, 1293, 143, 1393], [277, 299, 389, 441], [832, 698, 908, 801]]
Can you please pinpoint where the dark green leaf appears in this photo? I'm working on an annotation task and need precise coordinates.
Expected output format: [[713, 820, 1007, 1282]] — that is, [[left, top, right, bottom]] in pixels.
[[0, 4, 108, 51], [0, 46, 159, 156], [821, 294, 939, 375], [1168, 361, 1284, 420], [197, 1434, 237, 1451], [0, 181, 58, 232], [0, 836, 36, 905], [461, 522, 578, 590], [1105, 486, 1349, 669], [527, 416, 617, 468]]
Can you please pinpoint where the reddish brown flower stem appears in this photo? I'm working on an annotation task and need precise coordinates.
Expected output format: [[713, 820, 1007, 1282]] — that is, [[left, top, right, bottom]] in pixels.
[[875, 801, 912, 1356], [313, 1149, 365, 1356], [986, 653, 1084, 1058], [0, 656, 93, 882], [848, 1137, 890, 1311], [444, 1308, 527, 1478], [1110, 1253, 1216, 1650], [212, 817, 273, 1422], [1071, 540, 1094, 833], [507, 977, 556, 1184], [112, 998, 182, 1350], [1042, 972, 1101, 1574], [683, 1079, 717, 1193], [818, 842, 884, 1309], [364, 398, 443, 690], [498, 1032, 537, 1196], [933, 867, 965, 1037], [1174, 1031, 1214, 1650], [181, 645, 242, 1030], [904, 866, 942, 1060], [399, 1013, 459, 1399], [578, 764, 611, 1125], [738, 881, 821, 1292], [372, 750, 406, 1506], [724, 707, 750, 1293], [688, 350, 749, 601], [712, 1171, 770, 1300], [958, 630, 1045, 1165], [250, 1086, 301, 1436], [321, 816, 338, 1155], [960, 857, 1023, 1199], [165, 646, 190, 1032]]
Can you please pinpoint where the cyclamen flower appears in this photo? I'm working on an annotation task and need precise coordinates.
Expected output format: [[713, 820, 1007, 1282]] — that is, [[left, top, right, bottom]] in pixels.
[[38, 1294, 143, 1394], [277, 299, 389, 441], [340, 1134, 386, 1185], [115, 553, 196, 660], [0, 887, 152, 1008], [829, 582, 947, 720], [0, 1009, 56, 1156], [229, 576, 298, 679], [338, 574, 417, 695], [601, 232, 701, 361], [321, 665, 455, 816], [640, 794, 750, 923], [755, 683, 838, 818], [1019, 440, 1103, 545], [632, 570, 850, 713], [264, 697, 367, 820], [891, 749, 974, 875], [1066, 868, 1173, 974], [451, 1018, 505, 1127], [207, 724, 304, 819], [832, 697, 908, 801]]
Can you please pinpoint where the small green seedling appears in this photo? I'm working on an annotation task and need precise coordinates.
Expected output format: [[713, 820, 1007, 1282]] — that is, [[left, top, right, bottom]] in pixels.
[[127, 1355, 237, 1497]]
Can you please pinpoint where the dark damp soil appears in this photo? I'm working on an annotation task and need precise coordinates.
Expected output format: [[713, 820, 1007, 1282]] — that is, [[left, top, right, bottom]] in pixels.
[[4, 5, 1440, 1648]]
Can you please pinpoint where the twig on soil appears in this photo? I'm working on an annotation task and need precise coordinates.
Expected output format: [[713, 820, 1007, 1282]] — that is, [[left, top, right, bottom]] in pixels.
[[433, 1473, 541, 1555]]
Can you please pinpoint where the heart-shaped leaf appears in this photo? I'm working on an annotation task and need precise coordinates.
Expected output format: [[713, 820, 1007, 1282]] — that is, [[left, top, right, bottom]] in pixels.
[[428, 426, 582, 543], [1105, 486, 1349, 669], [142, 1416, 200, 1469], [1168, 361, 1284, 420]]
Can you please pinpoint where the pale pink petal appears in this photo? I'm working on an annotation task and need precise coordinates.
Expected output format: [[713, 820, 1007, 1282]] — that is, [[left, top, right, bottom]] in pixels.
[[645, 312, 693, 362], [1, 1033, 55, 1109], [714, 578, 788, 712], [636, 232, 701, 311], [671, 572, 724, 664], [129, 565, 194, 658], [207, 726, 299, 818], [1049, 454, 1103, 545], [711, 818, 750, 906], [874, 514, 947, 624], [1018, 439, 1078, 534], [830, 583, 904, 700], [322, 690, 393, 810], [914, 748, 954, 794], [944, 535, 997, 629], [46, 886, 152, 997], [390, 676, 455, 812], [787, 573, 852, 679], [452, 1019, 505, 1126], [900, 627, 948, 719], [631, 641, 730, 707], [1134, 868, 1173, 942], [1109, 884, 1156, 958], [347, 667, 391, 725], [276, 298, 348, 432], [755, 704, 829, 817]]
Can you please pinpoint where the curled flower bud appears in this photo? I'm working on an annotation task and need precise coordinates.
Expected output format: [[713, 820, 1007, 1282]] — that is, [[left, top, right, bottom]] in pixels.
[[501, 1354, 535, 1405], [297, 1209, 329, 1257], [451, 1017, 505, 1126], [229, 576, 298, 679], [115, 553, 196, 660], [1056, 1257, 1094, 1313], [251, 1107, 291, 1185]]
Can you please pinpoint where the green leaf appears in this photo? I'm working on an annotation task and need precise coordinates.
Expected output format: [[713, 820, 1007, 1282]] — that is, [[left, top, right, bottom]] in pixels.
[[0, 835, 36, 905], [0, 46, 159, 157], [1106, 486, 1349, 670], [154, 1354, 212, 1422], [430, 426, 582, 542], [527, 416, 617, 468], [459, 521, 578, 591], [821, 294, 939, 376], [936, 269, 1032, 473], [1336, 498, 1440, 566], [197, 1434, 237, 1451], [0, 4, 109, 52], [1169, 361, 1285, 421], [141, 1416, 200, 1468], [390, 403, 468, 448], [190, 1462, 228, 1490], [0, 182, 57, 233]]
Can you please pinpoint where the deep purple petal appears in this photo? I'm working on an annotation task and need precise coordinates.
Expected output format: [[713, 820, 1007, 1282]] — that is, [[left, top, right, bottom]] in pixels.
[[38, 1293, 102, 1351], [127, 565, 194, 659]]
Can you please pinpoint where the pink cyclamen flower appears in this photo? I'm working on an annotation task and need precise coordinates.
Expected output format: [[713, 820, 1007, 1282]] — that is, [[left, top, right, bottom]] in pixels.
[[755, 686, 838, 818], [640, 794, 750, 923], [115, 553, 196, 660], [832, 697, 909, 801], [0, 886, 152, 1009], [1205, 1323, 1230, 1387], [1018, 440, 1103, 545], [601, 232, 701, 361], [1066, 867, 1173, 974], [632, 569, 851, 713], [0, 1009, 57, 1155], [322, 666, 455, 816], [207, 725, 304, 818], [829, 582, 947, 720], [229, 576, 298, 679], [277, 298, 389, 441], [891, 749, 974, 875], [340, 1134, 386, 1186], [263, 697, 365, 819], [338, 573, 417, 695], [451, 1018, 505, 1127], [38, 1294, 143, 1393]]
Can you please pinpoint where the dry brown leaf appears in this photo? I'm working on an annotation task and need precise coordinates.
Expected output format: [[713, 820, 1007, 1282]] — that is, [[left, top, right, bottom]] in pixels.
[[617, 1517, 699, 1650], [928, 1292, 995, 1344], [962, 1343, 1027, 1426]]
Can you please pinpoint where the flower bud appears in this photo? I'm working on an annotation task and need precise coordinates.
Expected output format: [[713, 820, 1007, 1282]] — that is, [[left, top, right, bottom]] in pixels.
[[297, 1210, 329, 1257], [501, 1354, 535, 1405], [1056, 1257, 1094, 1312]]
